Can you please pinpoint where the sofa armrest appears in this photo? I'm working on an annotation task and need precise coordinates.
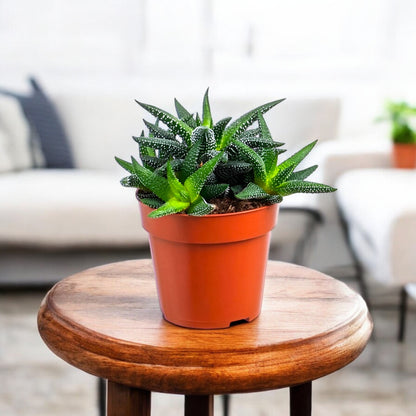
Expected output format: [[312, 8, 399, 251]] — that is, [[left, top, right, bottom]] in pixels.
[[304, 137, 391, 222], [310, 137, 391, 184]]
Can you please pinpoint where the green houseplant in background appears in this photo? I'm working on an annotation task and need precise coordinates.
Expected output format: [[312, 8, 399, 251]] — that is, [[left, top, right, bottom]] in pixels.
[[116, 89, 336, 329], [380, 101, 416, 169]]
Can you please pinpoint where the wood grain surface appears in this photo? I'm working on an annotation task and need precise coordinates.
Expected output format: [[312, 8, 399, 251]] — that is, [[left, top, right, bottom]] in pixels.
[[37, 260, 372, 395]]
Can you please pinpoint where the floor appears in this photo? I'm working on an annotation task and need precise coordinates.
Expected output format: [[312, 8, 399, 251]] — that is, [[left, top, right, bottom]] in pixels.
[[0, 288, 415, 416]]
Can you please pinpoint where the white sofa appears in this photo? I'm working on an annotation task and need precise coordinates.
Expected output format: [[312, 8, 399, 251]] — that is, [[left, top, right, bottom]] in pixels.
[[0, 84, 344, 286], [336, 167, 416, 341], [337, 168, 416, 287]]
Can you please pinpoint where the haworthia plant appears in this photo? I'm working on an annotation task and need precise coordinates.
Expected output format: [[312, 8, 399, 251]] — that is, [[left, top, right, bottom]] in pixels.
[[116, 89, 336, 217]]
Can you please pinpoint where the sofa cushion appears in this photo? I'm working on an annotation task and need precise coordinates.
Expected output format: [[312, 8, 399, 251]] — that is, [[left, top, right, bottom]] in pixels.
[[0, 167, 324, 251], [0, 95, 32, 171], [0, 128, 14, 172], [336, 169, 416, 285], [53, 92, 141, 170], [0, 170, 149, 248], [0, 77, 74, 169]]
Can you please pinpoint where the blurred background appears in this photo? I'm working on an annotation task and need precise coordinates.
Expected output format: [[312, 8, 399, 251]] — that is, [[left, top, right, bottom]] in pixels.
[[0, 1, 415, 415], [1, 0, 416, 134]]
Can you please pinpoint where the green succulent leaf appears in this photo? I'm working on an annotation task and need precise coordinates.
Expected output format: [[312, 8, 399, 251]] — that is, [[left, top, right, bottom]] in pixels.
[[235, 182, 270, 200], [143, 119, 175, 140], [148, 198, 189, 218], [174, 98, 197, 128], [130, 159, 172, 202], [131, 156, 143, 174], [166, 161, 189, 202], [263, 194, 283, 204], [238, 127, 260, 140], [202, 88, 213, 128], [275, 180, 336, 196], [204, 172, 218, 185], [120, 174, 142, 188], [115, 156, 134, 174], [195, 112, 201, 126], [136, 100, 193, 145], [215, 161, 252, 185], [225, 143, 240, 159], [138, 196, 164, 209], [287, 165, 318, 181], [257, 111, 272, 141], [231, 140, 267, 184], [133, 136, 187, 158], [190, 126, 216, 152], [138, 130, 157, 164], [179, 137, 203, 182], [139, 145, 156, 158], [204, 129, 216, 152], [271, 140, 318, 187], [153, 159, 183, 177], [215, 161, 252, 176], [200, 183, 229, 200], [184, 151, 224, 202], [259, 148, 279, 175], [230, 184, 244, 195], [241, 137, 285, 149], [186, 196, 214, 216], [213, 117, 232, 144], [136, 190, 164, 206], [183, 113, 197, 128], [218, 98, 286, 150], [201, 149, 228, 164], [140, 155, 166, 171]]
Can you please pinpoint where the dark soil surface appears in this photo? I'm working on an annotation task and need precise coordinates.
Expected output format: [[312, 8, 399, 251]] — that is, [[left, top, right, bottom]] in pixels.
[[209, 197, 267, 214]]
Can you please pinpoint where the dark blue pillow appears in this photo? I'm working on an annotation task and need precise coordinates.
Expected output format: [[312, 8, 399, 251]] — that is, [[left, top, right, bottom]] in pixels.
[[0, 77, 74, 169]]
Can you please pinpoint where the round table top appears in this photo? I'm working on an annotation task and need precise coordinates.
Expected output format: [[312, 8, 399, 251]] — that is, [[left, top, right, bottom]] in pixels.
[[38, 259, 372, 395]]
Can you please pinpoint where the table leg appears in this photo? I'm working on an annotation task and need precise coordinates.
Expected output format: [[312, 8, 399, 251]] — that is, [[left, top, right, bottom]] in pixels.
[[398, 286, 408, 342], [107, 381, 151, 416], [184, 395, 214, 416], [290, 382, 312, 416], [98, 378, 106, 416], [222, 394, 230, 416]]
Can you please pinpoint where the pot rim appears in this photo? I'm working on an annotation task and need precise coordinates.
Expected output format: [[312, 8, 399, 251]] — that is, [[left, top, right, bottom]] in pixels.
[[140, 202, 279, 244]]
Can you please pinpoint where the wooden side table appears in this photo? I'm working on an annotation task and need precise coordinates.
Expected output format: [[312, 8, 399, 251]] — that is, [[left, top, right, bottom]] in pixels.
[[38, 260, 372, 416]]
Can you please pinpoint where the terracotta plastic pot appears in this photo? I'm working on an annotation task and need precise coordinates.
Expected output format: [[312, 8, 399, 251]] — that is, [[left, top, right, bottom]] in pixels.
[[392, 143, 416, 169], [140, 203, 279, 329]]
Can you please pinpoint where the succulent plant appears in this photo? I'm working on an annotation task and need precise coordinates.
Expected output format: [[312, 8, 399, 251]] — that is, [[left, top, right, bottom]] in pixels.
[[116, 89, 336, 218]]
